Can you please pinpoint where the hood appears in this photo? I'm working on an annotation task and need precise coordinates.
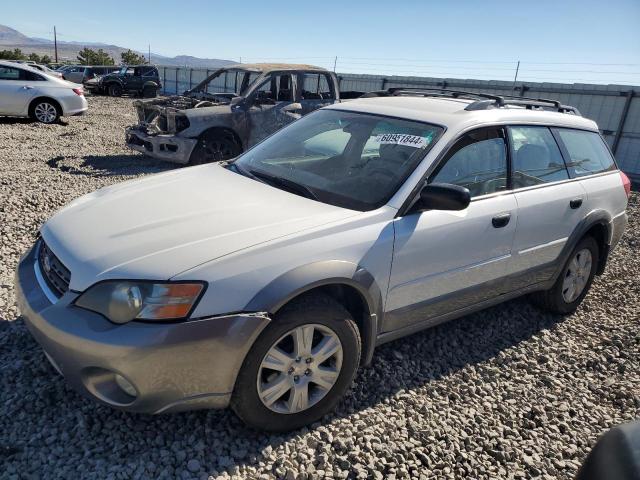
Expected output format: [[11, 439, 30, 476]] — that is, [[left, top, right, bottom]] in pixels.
[[41, 164, 359, 291]]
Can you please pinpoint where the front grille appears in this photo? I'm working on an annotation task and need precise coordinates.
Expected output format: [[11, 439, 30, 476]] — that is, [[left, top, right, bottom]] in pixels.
[[38, 240, 71, 297]]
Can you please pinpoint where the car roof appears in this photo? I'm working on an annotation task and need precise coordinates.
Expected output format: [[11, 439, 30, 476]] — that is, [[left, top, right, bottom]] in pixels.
[[225, 62, 328, 73], [327, 95, 599, 131]]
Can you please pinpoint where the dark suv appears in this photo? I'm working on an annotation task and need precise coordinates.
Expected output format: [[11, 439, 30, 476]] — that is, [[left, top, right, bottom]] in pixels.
[[85, 65, 161, 98]]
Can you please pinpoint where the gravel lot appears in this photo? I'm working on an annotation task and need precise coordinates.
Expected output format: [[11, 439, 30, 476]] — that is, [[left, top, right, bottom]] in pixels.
[[0, 96, 638, 480]]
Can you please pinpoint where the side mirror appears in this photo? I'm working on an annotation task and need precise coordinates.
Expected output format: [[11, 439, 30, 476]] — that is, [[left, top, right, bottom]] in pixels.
[[419, 183, 470, 211], [282, 102, 303, 113]]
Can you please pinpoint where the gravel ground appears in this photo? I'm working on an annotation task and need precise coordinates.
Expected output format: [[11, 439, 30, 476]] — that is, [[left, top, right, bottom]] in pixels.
[[0, 96, 638, 480]]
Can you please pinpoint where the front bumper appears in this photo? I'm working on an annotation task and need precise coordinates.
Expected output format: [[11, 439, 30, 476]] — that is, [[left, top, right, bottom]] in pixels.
[[125, 126, 197, 164], [15, 245, 270, 414]]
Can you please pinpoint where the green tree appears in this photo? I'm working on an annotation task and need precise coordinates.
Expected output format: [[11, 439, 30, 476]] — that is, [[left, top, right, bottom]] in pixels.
[[0, 48, 26, 60], [121, 49, 146, 65], [40, 55, 52, 64], [77, 47, 115, 65], [28, 52, 41, 62]]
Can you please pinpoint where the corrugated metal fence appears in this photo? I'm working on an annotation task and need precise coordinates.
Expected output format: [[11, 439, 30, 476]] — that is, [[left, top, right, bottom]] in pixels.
[[158, 66, 640, 180]]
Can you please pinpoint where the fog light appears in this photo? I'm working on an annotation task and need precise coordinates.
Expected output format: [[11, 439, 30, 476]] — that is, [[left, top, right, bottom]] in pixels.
[[114, 374, 137, 397]]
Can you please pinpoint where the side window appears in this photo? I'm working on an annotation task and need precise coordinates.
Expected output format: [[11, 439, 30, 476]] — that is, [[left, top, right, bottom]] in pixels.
[[509, 126, 569, 188], [0, 66, 21, 80], [253, 74, 293, 103], [431, 127, 508, 198], [22, 70, 45, 81], [301, 73, 335, 100], [141, 67, 158, 77], [554, 129, 616, 177]]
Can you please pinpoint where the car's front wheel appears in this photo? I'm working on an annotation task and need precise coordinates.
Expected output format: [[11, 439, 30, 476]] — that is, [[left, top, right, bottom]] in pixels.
[[231, 294, 361, 431], [30, 99, 61, 124]]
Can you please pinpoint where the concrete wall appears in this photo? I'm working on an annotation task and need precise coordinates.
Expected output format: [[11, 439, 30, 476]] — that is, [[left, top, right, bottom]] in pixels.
[[158, 66, 639, 179]]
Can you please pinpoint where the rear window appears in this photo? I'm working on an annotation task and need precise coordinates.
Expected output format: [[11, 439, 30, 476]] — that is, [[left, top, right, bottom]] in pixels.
[[555, 129, 616, 177]]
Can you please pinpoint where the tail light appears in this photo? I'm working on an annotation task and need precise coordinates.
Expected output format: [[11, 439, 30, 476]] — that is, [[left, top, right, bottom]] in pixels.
[[72, 87, 84, 96], [620, 171, 631, 198]]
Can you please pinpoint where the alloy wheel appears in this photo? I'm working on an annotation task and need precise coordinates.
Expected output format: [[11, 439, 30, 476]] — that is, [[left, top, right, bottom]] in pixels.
[[34, 103, 58, 123], [257, 323, 343, 414], [562, 248, 592, 303]]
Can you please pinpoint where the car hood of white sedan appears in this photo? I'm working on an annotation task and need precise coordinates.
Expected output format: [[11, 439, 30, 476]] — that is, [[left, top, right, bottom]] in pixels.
[[41, 164, 360, 291]]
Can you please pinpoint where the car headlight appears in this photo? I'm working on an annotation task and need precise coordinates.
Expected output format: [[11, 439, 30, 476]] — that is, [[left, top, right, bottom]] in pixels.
[[75, 281, 205, 324]]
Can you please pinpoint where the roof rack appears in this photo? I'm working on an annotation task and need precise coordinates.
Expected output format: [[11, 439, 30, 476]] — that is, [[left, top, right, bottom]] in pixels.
[[361, 87, 581, 115]]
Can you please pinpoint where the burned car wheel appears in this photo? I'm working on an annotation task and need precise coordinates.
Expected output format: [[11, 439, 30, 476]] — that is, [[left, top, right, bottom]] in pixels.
[[108, 84, 123, 97], [189, 130, 241, 165], [143, 86, 157, 98]]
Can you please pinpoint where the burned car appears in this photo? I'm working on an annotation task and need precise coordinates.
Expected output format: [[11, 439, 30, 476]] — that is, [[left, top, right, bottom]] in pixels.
[[125, 63, 358, 165]]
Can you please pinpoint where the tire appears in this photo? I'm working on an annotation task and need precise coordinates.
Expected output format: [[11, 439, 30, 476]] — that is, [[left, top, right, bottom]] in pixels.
[[188, 130, 241, 165], [143, 86, 157, 98], [231, 294, 361, 432], [532, 236, 599, 314], [30, 99, 61, 124], [108, 83, 123, 97]]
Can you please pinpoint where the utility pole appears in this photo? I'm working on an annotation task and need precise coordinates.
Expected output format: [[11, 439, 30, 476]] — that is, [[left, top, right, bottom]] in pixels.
[[333, 56, 337, 72], [148, 43, 151, 64], [53, 26, 58, 63], [512, 60, 520, 90]]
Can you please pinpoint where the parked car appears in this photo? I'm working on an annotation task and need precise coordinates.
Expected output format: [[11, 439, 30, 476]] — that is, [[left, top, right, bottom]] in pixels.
[[28, 63, 64, 79], [16, 89, 630, 431], [84, 65, 161, 98], [62, 65, 119, 84], [125, 63, 362, 165], [0, 61, 88, 123]]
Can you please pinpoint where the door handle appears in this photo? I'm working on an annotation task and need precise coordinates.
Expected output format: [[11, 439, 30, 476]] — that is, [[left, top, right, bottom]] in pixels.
[[22, 86, 34, 90], [492, 212, 511, 228], [569, 198, 583, 209]]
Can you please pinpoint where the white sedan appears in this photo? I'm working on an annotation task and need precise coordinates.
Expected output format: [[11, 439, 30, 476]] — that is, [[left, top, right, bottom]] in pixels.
[[0, 61, 88, 124]]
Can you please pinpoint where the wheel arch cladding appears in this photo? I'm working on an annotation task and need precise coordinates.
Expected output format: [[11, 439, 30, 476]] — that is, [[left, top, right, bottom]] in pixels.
[[567, 209, 612, 277], [244, 260, 383, 366], [29, 97, 62, 116]]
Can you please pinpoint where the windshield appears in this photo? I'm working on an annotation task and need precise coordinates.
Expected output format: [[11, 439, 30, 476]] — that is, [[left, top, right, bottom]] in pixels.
[[234, 109, 443, 211], [195, 68, 262, 96]]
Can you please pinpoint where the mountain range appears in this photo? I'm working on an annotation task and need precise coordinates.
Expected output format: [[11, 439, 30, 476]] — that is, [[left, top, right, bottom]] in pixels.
[[0, 24, 235, 68]]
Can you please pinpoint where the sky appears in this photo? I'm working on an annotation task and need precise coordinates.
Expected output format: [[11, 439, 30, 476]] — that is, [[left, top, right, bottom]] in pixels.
[[3, 0, 639, 85]]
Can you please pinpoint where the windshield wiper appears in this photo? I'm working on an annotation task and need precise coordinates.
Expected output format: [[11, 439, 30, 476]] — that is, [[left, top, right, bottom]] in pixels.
[[248, 169, 319, 201]]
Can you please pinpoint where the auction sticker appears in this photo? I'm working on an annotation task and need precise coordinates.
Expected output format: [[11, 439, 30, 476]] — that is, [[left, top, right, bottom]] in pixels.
[[373, 134, 429, 148]]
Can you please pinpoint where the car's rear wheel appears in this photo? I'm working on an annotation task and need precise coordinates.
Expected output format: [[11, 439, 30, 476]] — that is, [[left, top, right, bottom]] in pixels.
[[142, 86, 157, 98], [108, 83, 123, 97], [231, 294, 361, 431], [189, 130, 241, 165], [532, 236, 599, 314], [30, 99, 61, 124]]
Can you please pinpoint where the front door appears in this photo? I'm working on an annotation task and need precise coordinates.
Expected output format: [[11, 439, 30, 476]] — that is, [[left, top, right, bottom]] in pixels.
[[247, 73, 298, 146], [384, 126, 517, 333]]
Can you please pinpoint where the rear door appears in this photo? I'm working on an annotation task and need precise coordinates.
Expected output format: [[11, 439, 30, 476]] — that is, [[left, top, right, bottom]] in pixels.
[[0, 65, 40, 115], [247, 73, 298, 146], [298, 72, 336, 114], [507, 125, 585, 285], [553, 128, 627, 229], [384, 126, 517, 332]]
